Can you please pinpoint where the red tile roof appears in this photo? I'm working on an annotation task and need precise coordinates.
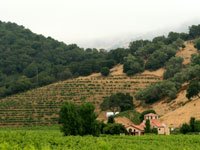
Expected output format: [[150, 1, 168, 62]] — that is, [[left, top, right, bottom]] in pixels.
[[144, 113, 158, 117], [152, 120, 164, 128], [126, 124, 144, 131]]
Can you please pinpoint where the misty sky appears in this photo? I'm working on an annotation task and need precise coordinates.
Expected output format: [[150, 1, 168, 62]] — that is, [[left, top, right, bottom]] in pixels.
[[1, 0, 200, 48]]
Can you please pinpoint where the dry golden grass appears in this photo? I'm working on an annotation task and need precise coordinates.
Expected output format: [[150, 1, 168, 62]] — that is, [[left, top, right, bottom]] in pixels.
[[142, 68, 165, 78], [176, 41, 199, 65], [159, 96, 200, 127]]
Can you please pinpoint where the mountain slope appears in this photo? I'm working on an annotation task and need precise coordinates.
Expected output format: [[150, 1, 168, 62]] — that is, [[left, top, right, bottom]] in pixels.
[[0, 21, 200, 127], [135, 41, 199, 127], [0, 41, 199, 127], [0, 21, 114, 99], [0, 66, 162, 126]]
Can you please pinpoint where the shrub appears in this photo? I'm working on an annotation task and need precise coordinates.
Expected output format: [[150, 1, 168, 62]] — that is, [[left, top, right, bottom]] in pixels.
[[101, 67, 110, 76], [144, 119, 151, 133], [194, 39, 200, 51], [103, 123, 127, 135], [123, 54, 144, 75], [107, 116, 115, 124], [101, 93, 134, 113], [190, 117, 195, 132], [135, 81, 177, 103], [180, 123, 191, 134], [194, 120, 200, 132], [186, 81, 200, 99], [59, 102, 100, 136]]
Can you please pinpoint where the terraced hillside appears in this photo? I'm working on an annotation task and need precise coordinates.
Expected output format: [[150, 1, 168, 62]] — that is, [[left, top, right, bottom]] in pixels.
[[0, 69, 162, 127]]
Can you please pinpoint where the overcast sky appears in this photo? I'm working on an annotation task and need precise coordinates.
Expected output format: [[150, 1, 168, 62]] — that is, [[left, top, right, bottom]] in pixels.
[[1, 0, 200, 48]]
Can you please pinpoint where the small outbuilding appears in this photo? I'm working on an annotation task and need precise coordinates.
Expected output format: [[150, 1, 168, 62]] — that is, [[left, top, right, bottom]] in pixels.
[[106, 112, 119, 118], [125, 124, 144, 136]]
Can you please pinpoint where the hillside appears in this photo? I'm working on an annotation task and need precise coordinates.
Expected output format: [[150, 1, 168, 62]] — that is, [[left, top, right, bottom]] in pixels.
[[135, 41, 199, 127], [0, 65, 162, 126], [0, 21, 116, 100], [0, 22, 200, 127], [0, 40, 198, 127]]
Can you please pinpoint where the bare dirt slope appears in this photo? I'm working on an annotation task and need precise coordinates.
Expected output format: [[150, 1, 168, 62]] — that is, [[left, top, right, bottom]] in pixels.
[[142, 68, 165, 78], [159, 96, 200, 127]]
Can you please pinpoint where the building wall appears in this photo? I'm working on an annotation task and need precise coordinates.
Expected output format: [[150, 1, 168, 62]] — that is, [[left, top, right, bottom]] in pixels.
[[126, 126, 143, 136], [157, 127, 165, 134], [164, 127, 170, 135], [157, 127, 170, 135], [145, 116, 158, 120], [142, 118, 170, 135]]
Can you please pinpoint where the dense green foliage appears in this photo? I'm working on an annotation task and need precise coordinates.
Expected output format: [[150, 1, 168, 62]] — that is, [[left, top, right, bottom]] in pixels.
[[144, 119, 151, 133], [107, 116, 115, 124], [180, 117, 200, 134], [189, 25, 200, 39], [101, 67, 110, 76], [163, 57, 184, 79], [190, 117, 196, 132], [123, 54, 144, 76], [180, 123, 191, 134], [103, 123, 127, 135], [100, 92, 134, 113], [186, 80, 200, 99], [194, 39, 200, 50], [135, 80, 177, 103], [126, 35, 184, 74], [1, 128, 200, 149], [0, 21, 117, 98], [59, 102, 100, 136]]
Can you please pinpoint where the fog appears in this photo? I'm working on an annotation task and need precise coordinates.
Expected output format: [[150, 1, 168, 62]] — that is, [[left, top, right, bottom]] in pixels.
[[1, 0, 200, 49]]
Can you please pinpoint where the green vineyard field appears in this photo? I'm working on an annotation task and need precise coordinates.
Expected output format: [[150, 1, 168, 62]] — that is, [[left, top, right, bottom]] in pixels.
[[0, 127, 199, 150]]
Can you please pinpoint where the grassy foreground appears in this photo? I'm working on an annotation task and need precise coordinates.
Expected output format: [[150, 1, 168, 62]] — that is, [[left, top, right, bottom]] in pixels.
[[0, 127, 199, 150]]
